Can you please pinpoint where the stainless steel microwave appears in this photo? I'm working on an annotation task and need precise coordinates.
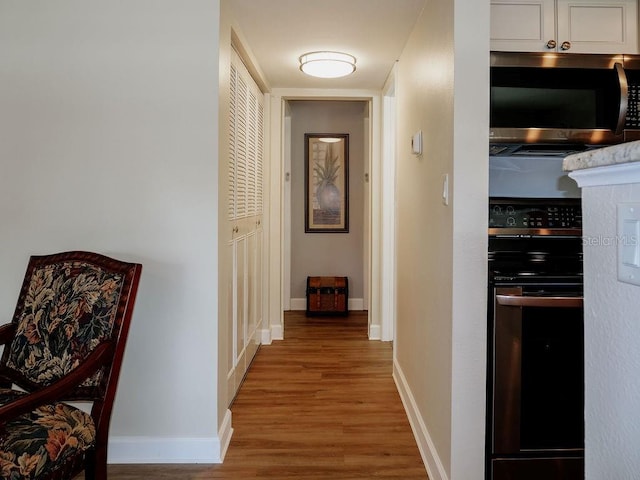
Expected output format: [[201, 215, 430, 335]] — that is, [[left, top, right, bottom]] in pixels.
[[490, 51, 640, 145]]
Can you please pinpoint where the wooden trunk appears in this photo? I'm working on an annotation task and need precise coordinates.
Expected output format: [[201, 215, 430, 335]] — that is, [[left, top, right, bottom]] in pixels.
[[306, 276, 348, 316]]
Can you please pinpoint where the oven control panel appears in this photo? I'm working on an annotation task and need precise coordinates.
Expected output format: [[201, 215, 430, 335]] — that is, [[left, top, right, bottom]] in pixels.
[[489, 199, 582, 230]]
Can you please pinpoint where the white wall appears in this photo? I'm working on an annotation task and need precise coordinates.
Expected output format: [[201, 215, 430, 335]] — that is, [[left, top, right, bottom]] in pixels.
[[393, 1, 488, 479], [0, 0, 224, 463], [576, 180, 640, 479]]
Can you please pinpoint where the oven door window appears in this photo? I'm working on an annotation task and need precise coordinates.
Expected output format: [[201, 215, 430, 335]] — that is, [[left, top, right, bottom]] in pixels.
[[492, 287, 584, 454], [521, 305, 584, 450]]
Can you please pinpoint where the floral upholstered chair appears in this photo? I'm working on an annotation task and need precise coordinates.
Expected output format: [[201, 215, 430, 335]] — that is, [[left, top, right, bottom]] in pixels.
[[0, 251, 142, 480]]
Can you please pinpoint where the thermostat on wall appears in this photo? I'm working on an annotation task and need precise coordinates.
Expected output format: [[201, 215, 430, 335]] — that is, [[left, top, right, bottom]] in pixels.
[[411, 131, 422, 155]]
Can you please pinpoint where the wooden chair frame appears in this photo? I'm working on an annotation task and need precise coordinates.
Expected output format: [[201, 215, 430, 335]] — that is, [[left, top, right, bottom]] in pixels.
[[0, 251, 142, 480]]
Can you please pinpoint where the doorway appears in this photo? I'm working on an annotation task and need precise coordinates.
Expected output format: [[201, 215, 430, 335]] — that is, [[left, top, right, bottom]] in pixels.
[[285, 100, 369, 318], [264, 90, 392, 342], [272, 93, 387, 340]]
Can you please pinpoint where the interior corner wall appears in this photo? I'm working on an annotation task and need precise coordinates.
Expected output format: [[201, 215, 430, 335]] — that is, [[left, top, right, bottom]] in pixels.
[[288, 101, 366, 306], [0, 0, 224, 463]]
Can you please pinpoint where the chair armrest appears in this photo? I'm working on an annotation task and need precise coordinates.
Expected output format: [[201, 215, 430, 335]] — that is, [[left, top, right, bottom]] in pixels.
[[0, 340, 113, 424], [0, 323, 16, 346]]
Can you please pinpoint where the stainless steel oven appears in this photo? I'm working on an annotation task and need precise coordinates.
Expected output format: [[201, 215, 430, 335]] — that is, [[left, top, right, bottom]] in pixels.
[[486, 198, 584, 480]]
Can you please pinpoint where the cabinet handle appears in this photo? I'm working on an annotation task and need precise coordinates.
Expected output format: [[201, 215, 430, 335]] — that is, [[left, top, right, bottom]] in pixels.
[[561, 41, 571, 51], [232, 226, 239, 234], [546, 39, 557, 49], [496, 294, 582, 308]]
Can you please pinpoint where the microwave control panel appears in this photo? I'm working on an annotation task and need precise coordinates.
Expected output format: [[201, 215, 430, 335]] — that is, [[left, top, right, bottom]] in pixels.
[[489, 200, 582, 229], [626, 83, 640, 128]]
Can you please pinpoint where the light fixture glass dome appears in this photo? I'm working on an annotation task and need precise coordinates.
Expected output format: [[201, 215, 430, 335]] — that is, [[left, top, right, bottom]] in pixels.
[[299, 51, 356, 79]]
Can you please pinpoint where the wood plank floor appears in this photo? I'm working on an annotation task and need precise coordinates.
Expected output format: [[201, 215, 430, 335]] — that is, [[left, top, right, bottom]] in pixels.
[[103, 311, 428, 479]]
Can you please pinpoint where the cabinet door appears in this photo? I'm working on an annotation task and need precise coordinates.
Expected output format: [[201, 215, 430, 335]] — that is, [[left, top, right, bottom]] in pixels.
[[556, 0, 638, 54], [491, 0, 556, 52], [226, 48, 265, 406], [246, 227, 262, 365], [234, 234, 248, 397]]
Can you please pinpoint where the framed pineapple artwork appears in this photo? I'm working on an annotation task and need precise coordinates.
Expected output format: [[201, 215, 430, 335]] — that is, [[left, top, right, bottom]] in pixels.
[[304, 133, 349, 233]]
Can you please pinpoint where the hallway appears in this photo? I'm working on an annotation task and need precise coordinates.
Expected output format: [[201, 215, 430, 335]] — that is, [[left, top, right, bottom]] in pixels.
[[106, 311, 427, 479]]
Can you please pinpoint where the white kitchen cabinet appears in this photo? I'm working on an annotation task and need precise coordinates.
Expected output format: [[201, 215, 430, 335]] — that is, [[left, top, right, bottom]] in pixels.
[[491, 0, 556, 52], [491, 0, 638, 54]]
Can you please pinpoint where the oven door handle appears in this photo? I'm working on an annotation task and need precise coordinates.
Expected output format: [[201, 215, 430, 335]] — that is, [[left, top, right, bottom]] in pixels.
[[496, 293, 583, 308]]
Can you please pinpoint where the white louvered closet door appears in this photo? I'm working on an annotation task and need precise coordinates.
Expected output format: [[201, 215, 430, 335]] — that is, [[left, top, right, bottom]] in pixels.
[[227, 48, 264, 404]]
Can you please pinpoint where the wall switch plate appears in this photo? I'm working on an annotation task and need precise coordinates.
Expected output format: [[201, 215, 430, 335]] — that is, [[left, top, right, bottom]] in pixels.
[[442, 174, 449, 206], [411, 131, 422, 155], [617, 203, 640, 286]]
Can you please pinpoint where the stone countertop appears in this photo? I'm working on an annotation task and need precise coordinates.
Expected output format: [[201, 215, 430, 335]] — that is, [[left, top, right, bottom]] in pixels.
[[563, 140, 640, 172]]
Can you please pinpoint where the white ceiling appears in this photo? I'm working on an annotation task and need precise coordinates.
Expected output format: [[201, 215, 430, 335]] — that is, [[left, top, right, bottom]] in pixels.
[[230, 0, 427, 90]]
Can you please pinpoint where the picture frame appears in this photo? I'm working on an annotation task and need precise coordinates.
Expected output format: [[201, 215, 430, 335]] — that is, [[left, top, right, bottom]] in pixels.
[[304, 133, 349, 233]]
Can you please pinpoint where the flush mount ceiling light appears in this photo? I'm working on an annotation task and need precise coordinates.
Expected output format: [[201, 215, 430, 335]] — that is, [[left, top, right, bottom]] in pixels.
[[299, 51, 356, 78]]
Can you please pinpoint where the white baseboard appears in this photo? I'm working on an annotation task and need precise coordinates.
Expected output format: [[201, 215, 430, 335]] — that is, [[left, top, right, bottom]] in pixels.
[[349, 298, 364, 310], [260, 328, 272, 345], [218, 409, 233, 462], [393, 359, 448, 480], [270, 323, 283, 341], [108, 409, 233, 464], [369, 324, 382, 340], [290, 298, 306, 310], [261, 324, 284, 343], [108, 437, 221, 464], [290, 298, 364, 311]]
